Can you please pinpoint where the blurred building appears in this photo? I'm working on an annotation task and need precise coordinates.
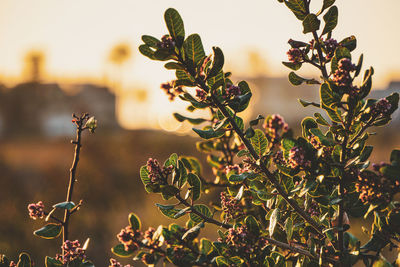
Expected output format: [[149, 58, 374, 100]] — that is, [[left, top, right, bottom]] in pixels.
[[245, 76, 399, 127], [0, 82, 119, 138]]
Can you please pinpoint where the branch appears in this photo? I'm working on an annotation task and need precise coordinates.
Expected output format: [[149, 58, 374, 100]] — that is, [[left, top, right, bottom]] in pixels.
[[175, 194, 232, 229]]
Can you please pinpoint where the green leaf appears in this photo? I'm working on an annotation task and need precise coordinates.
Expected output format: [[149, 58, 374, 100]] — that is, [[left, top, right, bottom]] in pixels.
[[187, 173, 201, 201], [215, 256, 230, 266], [140, 165, 150, 186], [310, 128, 336, 146], [182, 222, 204, 240], [138, 44, 155, 60], [390, 149, 400, 164], [141, 35, 160, 48], [360, 146, 373, 162], [200, 238, 213, 255], [129, 213, 141, 230], [156, 204, 182, 219], [314, 113, 330, 126], [34, 223, 62, 239], [45, 257, 63, 267], [228, 172, 257, 183], [208, 47, 224, 78], [174, 207, 191, 219], [269, 208, 280, 237], [164, 62, 184, 70], [53, 201, 75, 210], [285, 217, 294, 241], [284, 0, 307, 20], [184, 34, 205, 71], [322, 0, 335, 11], [111, 244, 135, 257], [190, 204, 212, 223], [160, 185, 180, 200], [282, 138, 296, 151], [302, 14, 320, 34], [301, 117, 318, 138], [16, 253, 31, 267], [192, 127, 225, 139], [164, 8, 185, 47], [322, 103, 342, 123], [372, 258, 393, 267], [355, 54, 363, 77], [288, 72, 306, 86], [250, 129, 268, 156], [164, 153, 178, 168], [380, 166, 400, 181], [322, 6, 338, 35], [320, 83, 339, 107], [245, 215, 260, 235], [282, 61, 302, 71], [173, 113, 206, 125], [340, 36, 357, 52]]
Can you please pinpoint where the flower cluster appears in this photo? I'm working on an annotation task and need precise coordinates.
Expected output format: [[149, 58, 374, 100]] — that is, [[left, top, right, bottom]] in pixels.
[[224, 84, 241, 99], [8, 261, 16, 267], [109, 258, 132, 267], [287, 48, 303, 63], [55, 240, 86, 264], [263, 114, 289, 144], [220, 192, 243, 221], [222, 225, 266, 256], [332, 58, 356, 87], [307, 200, 320, 217], [273, 150, 285, 165], [27, 201, 45, 220], [288, 147, 311, 169], [195, 88, 207, 101], [146, 158, 173, 184], [158, 35, 175, 49], [308, 136, 333, 159], [160, 81, 183, 101], [143, 227, 162, 250], [355, 169, 399, 204], [323, 38, 338, 60], [225, 164, 243, 175], [117, 226, 142, 252], [371, 98, 392, 117]]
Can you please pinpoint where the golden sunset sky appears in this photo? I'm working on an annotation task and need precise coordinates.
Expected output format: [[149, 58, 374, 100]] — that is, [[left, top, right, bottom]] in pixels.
[[0, 0, 399, 129]]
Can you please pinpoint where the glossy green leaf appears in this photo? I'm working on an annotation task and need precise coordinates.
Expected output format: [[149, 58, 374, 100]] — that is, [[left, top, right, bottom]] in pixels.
[[322, 0, 335, 11], [250, 129, 268, 156], [16, 253, 31, 267], [173, 113, 206, 125], [53, 201, 75, 210], [320, 83, 339, 107], [111, 244, 135, 258], [302, 14, 320, 34], [314, 113, 330, 126], [269, 208, 280, 237], [310, 128, 336, 146], [284, 0, 307, 20], [322, 6, 338, 35], [301, 117, 318, 138], [187, 173, 201, 201], [141, 35, 160, 48], [215, 256, 230, 266], [138, 44, 155, 60], [34, 223, 62, 239], [160, 185, 180, 200], [45, 257, 63, 267], [164, 62, 185, 70], [245, 215, 260, 235], [129, 212, 141, 230], [189, 204, 212, 223], [288, 72, 306, 86], [182, 222, 203, 240], [340, 35, 357, 52], [184, 34, 205, 71], [360, 146, 373, 162], [208, 47, 224, 78], [164, 8, 185, 47], [192, 127, 225, 140], [282, 61, 302, 71], [285, 217, 294, 241]]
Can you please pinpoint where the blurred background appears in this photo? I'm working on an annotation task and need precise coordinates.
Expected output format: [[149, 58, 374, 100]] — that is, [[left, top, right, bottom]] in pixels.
[[0, 0, 399, 265]]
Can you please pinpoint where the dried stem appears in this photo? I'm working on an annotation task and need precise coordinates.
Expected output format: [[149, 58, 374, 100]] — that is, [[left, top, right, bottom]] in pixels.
[[62, 114, 87, 258]]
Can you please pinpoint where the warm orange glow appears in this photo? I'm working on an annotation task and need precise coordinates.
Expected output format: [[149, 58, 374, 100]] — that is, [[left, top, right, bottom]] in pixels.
[[0, 0, 399, 129]]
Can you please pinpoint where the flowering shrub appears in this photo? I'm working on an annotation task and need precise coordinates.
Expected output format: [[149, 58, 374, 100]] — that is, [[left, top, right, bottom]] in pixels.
[[108, 1, 400, 266], [0, 114, 97, 267], [1, 1, 399, 266]]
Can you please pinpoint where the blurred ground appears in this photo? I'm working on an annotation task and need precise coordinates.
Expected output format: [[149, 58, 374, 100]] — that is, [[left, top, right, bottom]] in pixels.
[[0, 127, 398, 266]]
